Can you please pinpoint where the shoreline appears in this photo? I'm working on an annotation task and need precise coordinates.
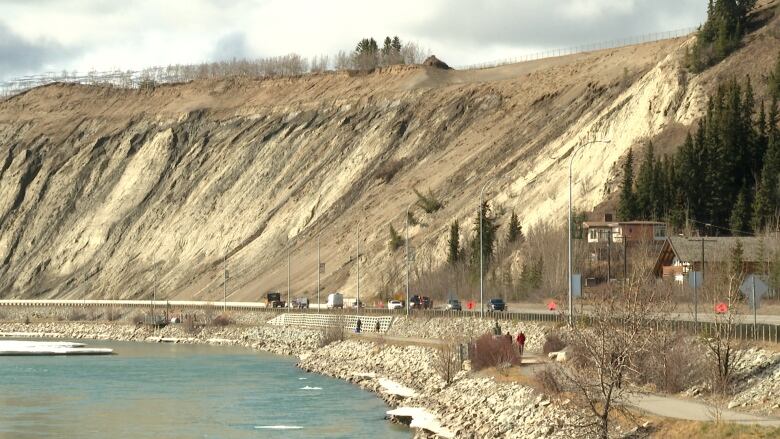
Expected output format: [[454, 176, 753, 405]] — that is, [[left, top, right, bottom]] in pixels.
[[0, 317, 576, 438]]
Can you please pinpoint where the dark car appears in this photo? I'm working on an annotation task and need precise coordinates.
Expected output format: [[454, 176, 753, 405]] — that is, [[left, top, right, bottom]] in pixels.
[[488, 298, 506, 312], [421, 296, 433, 309], [409, 295, 422, 309], [446, 299, 462, 311]]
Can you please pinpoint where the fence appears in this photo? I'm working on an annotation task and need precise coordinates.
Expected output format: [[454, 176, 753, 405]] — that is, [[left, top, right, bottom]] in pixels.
[[1, 299, 776, 343], [0, 27, 698, 100], [454, 27, 697, 70]]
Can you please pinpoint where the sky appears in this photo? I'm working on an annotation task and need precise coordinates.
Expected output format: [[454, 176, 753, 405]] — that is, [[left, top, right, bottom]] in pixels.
[[0, 0, 708, 81]]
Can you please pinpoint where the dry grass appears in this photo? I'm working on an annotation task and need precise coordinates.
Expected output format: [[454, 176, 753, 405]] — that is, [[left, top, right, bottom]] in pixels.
[[653, 420, 780, 439]]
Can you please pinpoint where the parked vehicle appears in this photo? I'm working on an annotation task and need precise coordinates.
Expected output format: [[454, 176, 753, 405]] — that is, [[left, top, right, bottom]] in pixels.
[[409, 295, 422, 309], [421, 296, 433, 309], [327, 292, 344, 309], [293, 297, 309, 309], [387, 300, 403, 310], [266, 291, 285, 308], [345, 298, 363, 309], [488, 298, 507, 312], [445, 299, 462, 311]]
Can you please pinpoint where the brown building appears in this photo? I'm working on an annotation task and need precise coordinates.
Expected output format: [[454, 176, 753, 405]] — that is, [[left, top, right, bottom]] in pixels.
[[653, 236, 778, 282], [583, 214, 667, 244]]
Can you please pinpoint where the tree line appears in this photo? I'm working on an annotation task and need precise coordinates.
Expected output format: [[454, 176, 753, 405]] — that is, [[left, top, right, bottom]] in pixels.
[[619, 53, 780, 235], [687, 0, 757, 72]]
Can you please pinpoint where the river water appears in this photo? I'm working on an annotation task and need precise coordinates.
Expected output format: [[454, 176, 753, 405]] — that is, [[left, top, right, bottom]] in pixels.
[[0, 340, 409, 439]]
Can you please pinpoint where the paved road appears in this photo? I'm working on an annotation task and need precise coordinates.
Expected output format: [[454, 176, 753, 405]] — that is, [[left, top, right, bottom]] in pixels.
[[626, 393, 780, 426]]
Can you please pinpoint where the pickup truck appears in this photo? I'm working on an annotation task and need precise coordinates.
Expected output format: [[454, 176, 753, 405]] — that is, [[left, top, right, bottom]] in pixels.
[[266, 292, 285, 308]]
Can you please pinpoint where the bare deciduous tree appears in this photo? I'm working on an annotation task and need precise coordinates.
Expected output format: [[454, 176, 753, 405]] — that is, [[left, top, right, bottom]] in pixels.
[[433, 342, 461, 386]]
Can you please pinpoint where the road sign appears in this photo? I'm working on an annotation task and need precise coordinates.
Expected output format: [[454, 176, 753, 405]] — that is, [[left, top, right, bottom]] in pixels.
[[740, 275, 769, 309], [318, 262, 326, 274], [715, 302, 728, 314], [547, 301, 557, 311], [688, 271, 702, 288], [571, 274, 582, 298]]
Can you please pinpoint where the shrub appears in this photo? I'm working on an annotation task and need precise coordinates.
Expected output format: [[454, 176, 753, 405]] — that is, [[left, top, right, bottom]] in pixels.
[[434, 343, 461, 385], [320, 319, 345, 346], [131, 313, 145, 325], [212, 314, 232, 327], [414, 188, 443, 214], [535, 366, 562, 395], [182, 315, 200, 334], [375, 159, 404, 183], [67, 309, 87, 321], [542, 333, 566, 355], [388, 225, 403, 251], [468, 333, 519, 371]]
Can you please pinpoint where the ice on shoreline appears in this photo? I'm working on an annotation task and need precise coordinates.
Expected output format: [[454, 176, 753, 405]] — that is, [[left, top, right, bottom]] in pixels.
[[0, 340, 114, 356]]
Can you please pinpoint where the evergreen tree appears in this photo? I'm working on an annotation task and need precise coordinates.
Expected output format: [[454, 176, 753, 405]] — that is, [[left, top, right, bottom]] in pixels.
[[388, 225, 403, 251], [771, 50, 780, 99], [447, 220, 461, 265], [728, 185, 751, 235], [689, 0, 757, 71], [617, 148, 638, 220], [506, 210, 524, 244], [469, 202, 499, 272], [729, 239, 746, 280], [392, 36, 402, 52], [635, 142, 658, 219]]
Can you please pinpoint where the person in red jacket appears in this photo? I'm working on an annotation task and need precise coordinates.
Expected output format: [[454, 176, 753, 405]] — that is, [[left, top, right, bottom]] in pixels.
[[516, 331, 526, 359]]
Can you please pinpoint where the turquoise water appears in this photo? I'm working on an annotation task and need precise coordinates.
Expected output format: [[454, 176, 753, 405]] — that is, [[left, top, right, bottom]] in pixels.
[[0, 340, 409, 439]]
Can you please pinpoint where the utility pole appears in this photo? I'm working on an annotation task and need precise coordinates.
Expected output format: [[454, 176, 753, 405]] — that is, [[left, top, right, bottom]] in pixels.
[[566, 139, 611, 325], [479, 178, 496, 319], [687, 234, 715, 325], [317, 234, 321, 313], [607, 229, 612, 282], [405, 202, 414, 317], [223, 253, 227, 312], [356, 221, 360, 315], [287, 248, 291, 312]]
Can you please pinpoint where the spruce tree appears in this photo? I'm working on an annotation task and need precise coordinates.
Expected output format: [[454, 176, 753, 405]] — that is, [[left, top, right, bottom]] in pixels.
[[447, 220, 460, 265], [617, 148, 638, 220], [635, 142, 657, 219], [506, 210, 524, 244], [728, 185, 751, 235], [469, 202, 499, 272], [388, 225, 403, 251]]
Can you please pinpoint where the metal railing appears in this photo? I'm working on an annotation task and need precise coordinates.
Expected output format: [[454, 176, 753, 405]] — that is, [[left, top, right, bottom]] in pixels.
[[1, 299, 776, 343], [454, 27, 697, 70]]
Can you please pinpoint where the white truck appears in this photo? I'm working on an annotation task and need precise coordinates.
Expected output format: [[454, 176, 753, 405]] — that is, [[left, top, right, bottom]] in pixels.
[[326, 292, 344, 309]]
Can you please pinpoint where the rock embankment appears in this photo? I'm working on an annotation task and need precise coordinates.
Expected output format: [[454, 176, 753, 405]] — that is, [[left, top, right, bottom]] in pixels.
[[729, 348, 780, 413], [299, 339, 581, 438], [388, 316, 549, 352], [0, 321, 320, 356]]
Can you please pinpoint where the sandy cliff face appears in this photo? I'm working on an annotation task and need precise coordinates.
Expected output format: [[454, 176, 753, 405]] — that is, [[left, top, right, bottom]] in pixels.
[[0, 15, 777, 301]]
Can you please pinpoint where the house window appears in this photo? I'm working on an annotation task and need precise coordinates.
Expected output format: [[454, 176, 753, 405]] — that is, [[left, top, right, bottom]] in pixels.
[[653, 224, 667, 240], [589, 229, 597, 240]]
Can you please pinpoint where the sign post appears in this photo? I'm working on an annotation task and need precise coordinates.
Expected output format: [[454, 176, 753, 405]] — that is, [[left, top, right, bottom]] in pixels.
[[740, 274, 769, 336]]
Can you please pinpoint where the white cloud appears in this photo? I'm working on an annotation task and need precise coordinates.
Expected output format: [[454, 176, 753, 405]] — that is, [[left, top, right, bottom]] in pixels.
[[0, 0, 707, 80]]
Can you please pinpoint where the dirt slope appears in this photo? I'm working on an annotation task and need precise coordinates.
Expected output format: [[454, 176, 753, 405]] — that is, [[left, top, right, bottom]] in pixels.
[[1, 6, 778, 302]]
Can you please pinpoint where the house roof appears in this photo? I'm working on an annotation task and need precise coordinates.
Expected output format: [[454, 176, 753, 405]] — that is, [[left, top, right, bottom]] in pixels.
[[666, 236, 779, 263], [583, 221, 665, 228]]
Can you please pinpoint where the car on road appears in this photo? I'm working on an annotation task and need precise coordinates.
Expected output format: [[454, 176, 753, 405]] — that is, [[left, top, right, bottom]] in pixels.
[[421, 296, 433, 309], [293, 297, 309, 309], [387, 300, 403, 310], [488, 298, 507, 312], [445, 299, 462, 311], [409, 295, 422, 309]]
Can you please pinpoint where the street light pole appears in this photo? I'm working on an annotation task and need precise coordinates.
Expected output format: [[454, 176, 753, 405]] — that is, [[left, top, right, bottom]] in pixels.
[[287, 247, 291, 312], [567, 139, 610, 325], [223, 253, 227, 312], [479, 178, 496, 319], [317, 234, 321, 313], [405, 202, 415, 317], [356, 221, 360, 315]]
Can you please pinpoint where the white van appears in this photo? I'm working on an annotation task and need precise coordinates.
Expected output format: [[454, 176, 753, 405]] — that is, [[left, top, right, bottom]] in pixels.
[[326, 292, 344, 309]]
